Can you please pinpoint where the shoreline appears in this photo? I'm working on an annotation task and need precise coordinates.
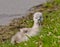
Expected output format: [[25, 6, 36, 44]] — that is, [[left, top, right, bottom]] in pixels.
[[0, 0, 50, 25]]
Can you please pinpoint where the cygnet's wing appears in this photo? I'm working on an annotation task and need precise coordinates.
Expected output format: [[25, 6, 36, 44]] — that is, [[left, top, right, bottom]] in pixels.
[[20, 28, 31, 33]]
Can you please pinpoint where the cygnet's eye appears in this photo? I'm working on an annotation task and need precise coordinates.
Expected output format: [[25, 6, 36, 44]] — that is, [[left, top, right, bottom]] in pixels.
[[40, 16, 42, 19], [40, 16, 43, 19]]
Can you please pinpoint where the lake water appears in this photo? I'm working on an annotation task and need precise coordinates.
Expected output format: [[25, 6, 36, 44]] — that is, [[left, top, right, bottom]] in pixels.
[[0, 0, 48, 25]]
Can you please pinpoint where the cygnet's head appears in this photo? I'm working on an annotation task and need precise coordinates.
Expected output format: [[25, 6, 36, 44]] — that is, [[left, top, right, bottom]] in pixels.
[[33, 12, 43, 22]]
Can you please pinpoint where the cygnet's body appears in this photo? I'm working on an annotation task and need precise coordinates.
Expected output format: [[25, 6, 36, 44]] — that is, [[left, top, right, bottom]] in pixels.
[[11, 12, 43, 44]]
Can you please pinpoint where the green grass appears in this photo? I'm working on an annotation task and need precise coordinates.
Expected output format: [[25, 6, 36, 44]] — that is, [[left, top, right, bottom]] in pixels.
[[0, 0, 60, 47]]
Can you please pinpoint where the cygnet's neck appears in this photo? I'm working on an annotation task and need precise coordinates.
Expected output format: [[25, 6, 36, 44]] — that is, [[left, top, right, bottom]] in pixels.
[[27, 20, 40, 37], [32, 21, 40, 29]]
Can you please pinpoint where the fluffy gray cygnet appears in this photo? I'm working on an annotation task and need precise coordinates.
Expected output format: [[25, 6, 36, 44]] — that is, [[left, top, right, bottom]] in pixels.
[[11, 12, 43, 44]]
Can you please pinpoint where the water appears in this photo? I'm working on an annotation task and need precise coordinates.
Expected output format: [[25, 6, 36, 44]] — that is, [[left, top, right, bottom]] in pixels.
[[0, 0, 48, 25]]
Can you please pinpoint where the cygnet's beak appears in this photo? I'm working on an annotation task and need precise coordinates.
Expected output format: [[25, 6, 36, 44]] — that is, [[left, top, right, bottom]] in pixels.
[[38, 17, 43, 22], [38, 18, 43, 25]]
